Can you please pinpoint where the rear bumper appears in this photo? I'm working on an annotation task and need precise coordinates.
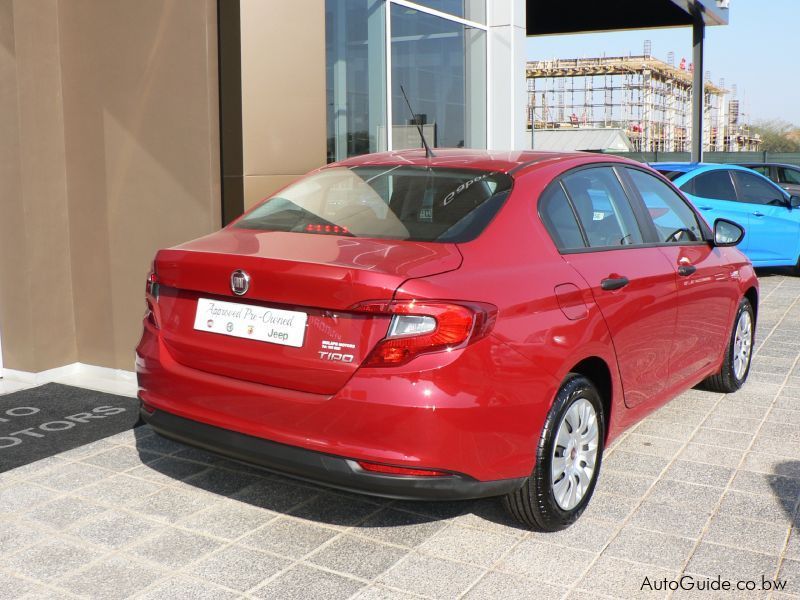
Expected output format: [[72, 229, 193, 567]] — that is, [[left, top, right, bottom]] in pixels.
[[141, 406, 525, 500], [136, 319, 557, 483]]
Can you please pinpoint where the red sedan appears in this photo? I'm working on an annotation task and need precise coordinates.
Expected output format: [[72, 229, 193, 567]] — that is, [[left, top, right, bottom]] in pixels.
[[136, 150, 757, 530]]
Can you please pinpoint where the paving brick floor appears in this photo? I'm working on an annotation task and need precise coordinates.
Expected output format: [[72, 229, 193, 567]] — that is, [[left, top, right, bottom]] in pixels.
[[1, 272, 799, 599]]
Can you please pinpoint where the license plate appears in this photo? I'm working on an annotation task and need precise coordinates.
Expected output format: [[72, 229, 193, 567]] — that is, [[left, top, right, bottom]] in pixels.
[[193, 298, 307, 348]]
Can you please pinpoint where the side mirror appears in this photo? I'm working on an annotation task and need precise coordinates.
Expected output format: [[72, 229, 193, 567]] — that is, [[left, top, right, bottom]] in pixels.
[[713, 218, 745, 247], [791, 195, 800, 209]]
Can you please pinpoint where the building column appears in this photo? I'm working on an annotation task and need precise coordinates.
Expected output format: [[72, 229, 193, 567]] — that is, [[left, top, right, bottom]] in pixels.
[[691, 11, 705, 162], [487, 0, 527, 151]]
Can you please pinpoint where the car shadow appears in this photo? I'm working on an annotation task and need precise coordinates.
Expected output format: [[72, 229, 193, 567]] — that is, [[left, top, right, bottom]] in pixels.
[[772, 460, 800, 525], [133, 427, 529, 533]]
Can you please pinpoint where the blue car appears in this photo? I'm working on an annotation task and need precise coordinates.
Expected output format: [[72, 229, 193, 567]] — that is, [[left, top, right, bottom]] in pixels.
[[652, 163, 800, 270]]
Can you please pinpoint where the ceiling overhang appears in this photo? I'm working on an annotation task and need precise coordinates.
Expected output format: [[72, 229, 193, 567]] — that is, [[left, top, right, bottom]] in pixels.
[[527, 0, 729, 36]]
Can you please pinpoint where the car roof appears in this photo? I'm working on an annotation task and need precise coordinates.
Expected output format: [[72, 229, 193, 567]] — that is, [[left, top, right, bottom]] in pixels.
[[331, 148, 632, 174], [650, 162, 756, 176], [738, 162, 799, 169]]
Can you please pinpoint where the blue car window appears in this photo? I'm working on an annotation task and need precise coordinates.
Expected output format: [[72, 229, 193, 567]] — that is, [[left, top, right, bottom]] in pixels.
[[779, 167, 800, 185], [733, 171, 787, 206], [561, 167, 644, 248], [627, 169, 703, 244], [691, 170, 737, 201]]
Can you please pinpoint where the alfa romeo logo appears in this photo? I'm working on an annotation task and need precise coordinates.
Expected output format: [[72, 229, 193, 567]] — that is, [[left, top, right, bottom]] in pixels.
[[231, 269, 250, 296]]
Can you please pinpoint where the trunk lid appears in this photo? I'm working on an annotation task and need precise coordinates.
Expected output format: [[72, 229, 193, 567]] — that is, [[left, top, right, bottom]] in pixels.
[[153, 229, 461, 394]]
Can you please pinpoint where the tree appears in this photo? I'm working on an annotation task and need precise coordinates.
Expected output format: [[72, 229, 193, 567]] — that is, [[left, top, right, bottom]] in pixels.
[[751, 120, 800, 152]]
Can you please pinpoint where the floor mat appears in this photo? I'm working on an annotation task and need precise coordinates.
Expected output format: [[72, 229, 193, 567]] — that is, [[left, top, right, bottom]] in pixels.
[[0, 383, 140, 473]]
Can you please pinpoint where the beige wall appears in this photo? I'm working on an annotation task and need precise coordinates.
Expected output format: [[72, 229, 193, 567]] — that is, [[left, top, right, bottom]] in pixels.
[[0, 0, 78, 372], [0, 0, 221, 372], [239, 0, 327, 209]]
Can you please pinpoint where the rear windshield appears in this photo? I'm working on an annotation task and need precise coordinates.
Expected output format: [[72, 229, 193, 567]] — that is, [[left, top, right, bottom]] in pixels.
[[656, 170, 685, 181], [235, 166, 513, 242]]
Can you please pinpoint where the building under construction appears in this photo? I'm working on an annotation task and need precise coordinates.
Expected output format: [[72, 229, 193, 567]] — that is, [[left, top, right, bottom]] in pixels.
[[526, 51, 760, 153]]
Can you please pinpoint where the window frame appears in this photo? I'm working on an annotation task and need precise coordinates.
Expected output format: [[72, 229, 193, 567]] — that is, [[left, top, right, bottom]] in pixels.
[[536, 162, 711, 255]]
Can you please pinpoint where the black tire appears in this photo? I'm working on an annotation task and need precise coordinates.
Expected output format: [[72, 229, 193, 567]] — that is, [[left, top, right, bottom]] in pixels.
[[701, 297, 755, 393], [503, 374, 605, 531]]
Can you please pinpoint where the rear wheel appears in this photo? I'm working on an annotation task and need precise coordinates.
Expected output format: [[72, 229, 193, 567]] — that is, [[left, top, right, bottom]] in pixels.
[[503, 374, 604, 531], [701, 297, 754, 393]]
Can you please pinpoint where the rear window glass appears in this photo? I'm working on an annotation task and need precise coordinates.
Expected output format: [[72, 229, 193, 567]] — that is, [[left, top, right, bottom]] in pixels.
[[656, 170, 685, 182], [235, 166, 513, 242]]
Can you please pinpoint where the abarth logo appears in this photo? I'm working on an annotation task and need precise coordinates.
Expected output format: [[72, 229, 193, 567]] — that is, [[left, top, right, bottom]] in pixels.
[[230, 269, 250, 296]]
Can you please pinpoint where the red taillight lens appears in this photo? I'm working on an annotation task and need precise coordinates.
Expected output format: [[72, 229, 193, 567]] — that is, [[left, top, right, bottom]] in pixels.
[[146, 271, 159, 299], [356, 461, 450, 477], [353, 300, 497, 367], [145, 270, 160, 328]]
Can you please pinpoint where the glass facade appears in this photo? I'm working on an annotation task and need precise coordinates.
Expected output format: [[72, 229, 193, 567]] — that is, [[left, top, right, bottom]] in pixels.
[[325, 0, 387, 163], [326, 0, 487, 162]]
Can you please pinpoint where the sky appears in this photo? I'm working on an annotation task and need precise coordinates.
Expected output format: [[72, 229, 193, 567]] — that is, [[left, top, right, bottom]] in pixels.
[[525, 0, 800, 125]]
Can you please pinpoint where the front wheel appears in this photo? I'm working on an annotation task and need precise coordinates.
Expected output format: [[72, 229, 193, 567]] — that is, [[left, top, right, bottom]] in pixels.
[[701, 297, 755, 393], [503, 374, 604, 531]]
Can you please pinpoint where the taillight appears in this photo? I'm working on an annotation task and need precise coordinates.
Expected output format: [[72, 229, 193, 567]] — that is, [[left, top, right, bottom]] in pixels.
[[305, 223, 349, 234], [352, 300, 497, 367], [146, 271, 159, 299], [356, 460, 450, 477], [145, 270, 160, 328]]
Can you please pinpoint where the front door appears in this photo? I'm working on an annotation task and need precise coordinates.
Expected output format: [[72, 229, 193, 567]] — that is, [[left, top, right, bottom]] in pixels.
[[732, 170, 800, 264], [624, 167, 738, 388]]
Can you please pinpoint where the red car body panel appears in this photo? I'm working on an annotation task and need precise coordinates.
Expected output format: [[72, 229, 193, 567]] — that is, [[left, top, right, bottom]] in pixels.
[[136, 149, 758, 495]]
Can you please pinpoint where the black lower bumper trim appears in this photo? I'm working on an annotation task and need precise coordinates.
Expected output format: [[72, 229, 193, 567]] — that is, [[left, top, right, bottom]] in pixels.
[[140, 407, 526, 501]]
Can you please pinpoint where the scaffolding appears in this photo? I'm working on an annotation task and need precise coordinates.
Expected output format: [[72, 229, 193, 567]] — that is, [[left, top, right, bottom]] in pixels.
[[526, 54, 761, 153]]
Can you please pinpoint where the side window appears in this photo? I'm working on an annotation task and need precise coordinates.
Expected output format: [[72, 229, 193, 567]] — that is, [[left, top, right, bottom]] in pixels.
[[749, 165, 771, 177], [691, 170, 738, 201], [561, 167, 644, 248], [733, 171, 787, 206], [779, 167, 800, 185], [679, 178, 695, 195], [539, 183, 585, 250], [627, 169, 703, 243]]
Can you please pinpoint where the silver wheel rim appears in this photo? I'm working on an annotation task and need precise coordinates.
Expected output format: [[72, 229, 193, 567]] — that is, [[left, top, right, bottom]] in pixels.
[[551, 398, 599, 511], [733, 309, 753, 381]]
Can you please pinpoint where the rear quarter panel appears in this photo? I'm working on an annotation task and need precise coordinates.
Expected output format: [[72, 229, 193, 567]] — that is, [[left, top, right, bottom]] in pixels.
[[395, 160, 629, 447]]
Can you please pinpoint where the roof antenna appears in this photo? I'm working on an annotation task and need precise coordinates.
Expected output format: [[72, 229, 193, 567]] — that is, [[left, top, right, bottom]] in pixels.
[[399, 85, 435, 158]]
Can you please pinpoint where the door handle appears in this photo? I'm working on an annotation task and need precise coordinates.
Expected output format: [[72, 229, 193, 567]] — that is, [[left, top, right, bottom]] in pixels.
[[698, 206, 713, 211], [600, 276, 629, 291], [677, 264, 697, 277], [753, 211, 765, 217]]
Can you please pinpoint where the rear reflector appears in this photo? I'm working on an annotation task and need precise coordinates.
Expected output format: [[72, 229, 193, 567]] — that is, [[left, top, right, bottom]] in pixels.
[[356, 461, 450, 477]]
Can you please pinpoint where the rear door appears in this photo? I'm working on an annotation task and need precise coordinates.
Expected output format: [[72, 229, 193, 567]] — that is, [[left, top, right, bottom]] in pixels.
[[547, 165, 678, 408], [681, 169, 751, 252], [731, 170, 799, 263], [622, 167, 736, 388]]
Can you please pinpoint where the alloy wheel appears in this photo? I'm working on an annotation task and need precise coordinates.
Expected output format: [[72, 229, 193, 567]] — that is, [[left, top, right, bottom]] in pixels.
[[551, 398, 599, 511], [733, 309, 753, 380]]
